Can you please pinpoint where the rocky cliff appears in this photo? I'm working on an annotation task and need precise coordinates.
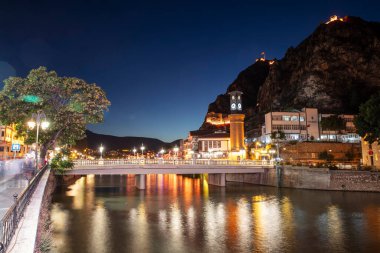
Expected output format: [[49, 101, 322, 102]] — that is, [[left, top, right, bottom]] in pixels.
[[200, 16, 380, 135]]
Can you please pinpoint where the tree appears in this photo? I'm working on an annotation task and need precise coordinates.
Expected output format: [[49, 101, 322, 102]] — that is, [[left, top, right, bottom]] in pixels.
[[320, 115, 345, 141], [0, 67, 111, 160], [270, 130, 285, 160], [354, 92, 380, 166]]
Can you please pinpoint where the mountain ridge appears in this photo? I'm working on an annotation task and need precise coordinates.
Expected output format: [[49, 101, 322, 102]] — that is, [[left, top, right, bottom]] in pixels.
[[200, 16, 380, 135]]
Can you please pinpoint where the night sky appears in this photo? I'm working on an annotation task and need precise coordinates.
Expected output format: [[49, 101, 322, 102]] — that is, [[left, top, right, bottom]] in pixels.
[[0, 0, 379, 141]]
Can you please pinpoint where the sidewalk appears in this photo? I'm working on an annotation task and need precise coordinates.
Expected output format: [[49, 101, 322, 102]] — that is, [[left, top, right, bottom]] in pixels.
[[5, 169, 50, 253]]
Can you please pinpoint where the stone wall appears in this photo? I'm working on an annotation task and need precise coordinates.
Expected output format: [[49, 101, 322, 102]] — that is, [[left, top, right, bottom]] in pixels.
[[281, 142, 361, 164], [226, 166, 380, 192]]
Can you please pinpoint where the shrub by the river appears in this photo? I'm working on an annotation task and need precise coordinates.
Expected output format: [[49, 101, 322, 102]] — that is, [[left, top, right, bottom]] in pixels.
[[50, 148, 74, 174]]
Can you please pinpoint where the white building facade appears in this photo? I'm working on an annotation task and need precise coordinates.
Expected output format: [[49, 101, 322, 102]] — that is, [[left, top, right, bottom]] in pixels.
[[261, 108, 360, 144]]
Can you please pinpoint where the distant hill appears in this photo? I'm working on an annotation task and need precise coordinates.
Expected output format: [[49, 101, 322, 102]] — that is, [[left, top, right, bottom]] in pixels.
[[75, 130, 181, 152], [201, 16, 380, 135]]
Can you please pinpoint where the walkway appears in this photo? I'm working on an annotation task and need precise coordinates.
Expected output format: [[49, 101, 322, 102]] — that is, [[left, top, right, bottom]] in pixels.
[[5, 168, 50, 253]]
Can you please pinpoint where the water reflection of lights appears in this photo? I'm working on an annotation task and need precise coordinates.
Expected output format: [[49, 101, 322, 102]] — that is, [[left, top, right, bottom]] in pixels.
[[237, 198, 252, 252], [66, 177, 86, 209], [187, 206, 196, 238], [325, 205, 345, 251], [89, 200, 110, 253], [128, 204, 149, 252], [169, 203, 184, 250], [51, 204, 70, 252], [204, 201, 226, 252], [252, 195, 282, 252]]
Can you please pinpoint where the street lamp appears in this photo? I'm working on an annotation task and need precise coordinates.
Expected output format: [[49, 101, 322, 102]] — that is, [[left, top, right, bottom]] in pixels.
[[27, 110, 49, 169], [99, 144, 104, 159], [173, 146, 179, 159], [269, 149, 275, 161], [140, 144, 145, 157], [160, 148, 165, 158], [133, 147, 137, 158]]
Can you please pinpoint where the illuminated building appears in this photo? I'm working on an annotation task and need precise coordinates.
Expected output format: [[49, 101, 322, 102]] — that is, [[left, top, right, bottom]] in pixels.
[[0, 123, 29, 159], [261, 108, 360, 143], [228, 91, 246, 160]]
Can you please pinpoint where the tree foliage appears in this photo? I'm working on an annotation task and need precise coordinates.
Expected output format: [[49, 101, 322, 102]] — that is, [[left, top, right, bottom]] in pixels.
[[270, 130, 286, 141], [0, 67, 111, 158], [354, 92, 380, 144], [50, 147, 74, 175]]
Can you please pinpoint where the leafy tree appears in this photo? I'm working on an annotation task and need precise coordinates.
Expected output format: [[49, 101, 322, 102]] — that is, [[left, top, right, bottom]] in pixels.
[[354, 92, 380, 166], [270, 130, 285, 161], [320, 115, 345, 141], [0, 67, 110, 160], [50, 147, 74, 174], [270, 130, 286, 141]]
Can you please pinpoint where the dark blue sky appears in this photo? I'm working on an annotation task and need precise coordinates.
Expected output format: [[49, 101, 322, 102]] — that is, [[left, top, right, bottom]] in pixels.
[[0, 0, 379, 141]]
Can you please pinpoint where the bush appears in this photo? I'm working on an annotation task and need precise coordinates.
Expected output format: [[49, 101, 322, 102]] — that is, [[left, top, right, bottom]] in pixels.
[[50, 148, 74, 175]]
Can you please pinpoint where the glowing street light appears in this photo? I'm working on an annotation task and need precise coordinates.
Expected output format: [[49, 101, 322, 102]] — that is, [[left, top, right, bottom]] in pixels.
[[160, 148, 165, 157], [141, 144, 145, 157], [173, 146, 179, 159], [133, 147, 137, 158], [269, 149, 275, 160], [27, 110, 49, 169], [99, 144, 104, 159]]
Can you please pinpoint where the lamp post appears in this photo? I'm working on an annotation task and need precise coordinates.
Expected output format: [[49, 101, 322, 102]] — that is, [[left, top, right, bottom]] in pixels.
[[269, 149, 275, 162], [141, 144, 145, 158], [133, 147, 137, 158], [99, 144, 104, 159], [27, 110, 49, 170], [173, 146, 179, 159], [160, 148, 165, 158]]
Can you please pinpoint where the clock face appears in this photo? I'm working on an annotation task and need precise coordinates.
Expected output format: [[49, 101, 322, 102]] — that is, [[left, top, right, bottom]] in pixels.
[[231, 103, 236, 110], [237, 103, 242, 110]]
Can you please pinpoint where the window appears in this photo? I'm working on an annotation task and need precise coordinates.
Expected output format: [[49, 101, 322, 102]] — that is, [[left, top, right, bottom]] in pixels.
[[282, 116, 290, 121], [300, 116, 305, 122], [1, 130, 4, 137], [291, 116, 298, 121], [0, 146, 3, 152]]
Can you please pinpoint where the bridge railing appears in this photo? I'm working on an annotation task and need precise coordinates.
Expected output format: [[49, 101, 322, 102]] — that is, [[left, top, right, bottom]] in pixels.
[[0, 165, 48, 253], [73, 159, 273, 167]]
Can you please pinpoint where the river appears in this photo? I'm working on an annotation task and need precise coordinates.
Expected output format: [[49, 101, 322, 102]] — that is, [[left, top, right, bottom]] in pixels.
[[50, 174, 380, 253]]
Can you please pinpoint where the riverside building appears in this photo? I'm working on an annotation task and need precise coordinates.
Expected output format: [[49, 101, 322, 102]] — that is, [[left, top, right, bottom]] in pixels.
[[261, 108, 360, 143]]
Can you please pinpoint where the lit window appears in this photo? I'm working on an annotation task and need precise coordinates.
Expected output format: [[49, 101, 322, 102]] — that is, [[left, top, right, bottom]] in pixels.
[[300, 117, 305, 121], [282, 116, 290, 121]]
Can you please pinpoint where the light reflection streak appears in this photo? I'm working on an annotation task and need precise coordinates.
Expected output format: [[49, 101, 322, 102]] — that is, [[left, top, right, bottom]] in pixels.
[[252, 195, 282, 252], [89, 200, 110, 253], [127, 204, 149, 252], [66, 176, 86, 209], [204, 201, 226, 252], [326, 205, 345, 251], [237, 198, 251, 252], [187, 206, 196, 239], [50, 204, 70, 252]]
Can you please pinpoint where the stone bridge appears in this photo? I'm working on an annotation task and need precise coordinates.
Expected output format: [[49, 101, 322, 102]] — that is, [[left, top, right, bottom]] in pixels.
[[71, 159, 273, 189]]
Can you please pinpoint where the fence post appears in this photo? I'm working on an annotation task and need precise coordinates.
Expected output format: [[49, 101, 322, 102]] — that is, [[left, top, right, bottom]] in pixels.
[[0, 220, 3, 253]]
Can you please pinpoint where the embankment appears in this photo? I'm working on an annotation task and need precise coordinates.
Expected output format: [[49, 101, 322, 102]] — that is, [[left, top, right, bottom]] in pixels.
[[226, 166, 380, 192]]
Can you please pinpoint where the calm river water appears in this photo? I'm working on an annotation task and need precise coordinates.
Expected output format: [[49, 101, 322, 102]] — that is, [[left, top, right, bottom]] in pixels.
[[50, 174, 380, 253]]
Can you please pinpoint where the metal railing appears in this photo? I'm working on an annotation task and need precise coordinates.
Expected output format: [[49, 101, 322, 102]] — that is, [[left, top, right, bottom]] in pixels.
[[0, 165, 48, 253], [74, 159, 274, 167]]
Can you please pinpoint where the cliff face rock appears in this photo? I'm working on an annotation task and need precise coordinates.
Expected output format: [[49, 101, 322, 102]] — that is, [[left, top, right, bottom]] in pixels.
[[200, 60, 271, 130], [201, 16, 380, 133]]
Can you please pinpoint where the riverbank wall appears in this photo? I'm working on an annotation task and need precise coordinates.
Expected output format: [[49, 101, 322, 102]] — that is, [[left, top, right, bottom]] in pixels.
[[226, 166, 380, 192]]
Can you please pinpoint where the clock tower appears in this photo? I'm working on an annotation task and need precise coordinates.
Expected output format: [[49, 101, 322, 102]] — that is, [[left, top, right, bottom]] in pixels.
[[228, 91, 245, 159]]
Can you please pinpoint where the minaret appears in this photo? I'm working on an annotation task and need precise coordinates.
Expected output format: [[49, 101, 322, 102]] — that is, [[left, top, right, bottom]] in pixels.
[[228, 91, 245, 159]]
